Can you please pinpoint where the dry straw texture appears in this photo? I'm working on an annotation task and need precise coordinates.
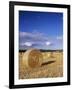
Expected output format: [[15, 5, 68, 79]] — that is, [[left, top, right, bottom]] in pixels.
[[19, 50, 63, 79], [22, 49, 43, 69]]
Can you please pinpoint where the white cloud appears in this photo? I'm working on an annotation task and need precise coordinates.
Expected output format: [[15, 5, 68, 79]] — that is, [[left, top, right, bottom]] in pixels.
[[24, 42, 32, 46], [19, 32, 32, 37], [19, 31, 49, 43], [45, 41, 51, 46], [19, 31, 45, 39], [20, 42, 32, 46], [19, 31, 53, 49]]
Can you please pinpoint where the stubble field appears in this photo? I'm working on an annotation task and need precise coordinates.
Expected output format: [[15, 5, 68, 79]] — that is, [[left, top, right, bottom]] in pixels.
[[19, 51, 63, 79]]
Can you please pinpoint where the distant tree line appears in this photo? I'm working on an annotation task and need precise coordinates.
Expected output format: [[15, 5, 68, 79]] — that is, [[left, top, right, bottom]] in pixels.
[[19, 49, 63, 52]]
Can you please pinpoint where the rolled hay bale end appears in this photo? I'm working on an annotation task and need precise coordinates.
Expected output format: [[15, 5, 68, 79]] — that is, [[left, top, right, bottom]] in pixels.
[[22, 49, 43, 69]]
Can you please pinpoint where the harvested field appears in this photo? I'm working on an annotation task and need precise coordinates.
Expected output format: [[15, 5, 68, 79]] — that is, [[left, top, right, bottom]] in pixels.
[[19, 50, 63, 79]]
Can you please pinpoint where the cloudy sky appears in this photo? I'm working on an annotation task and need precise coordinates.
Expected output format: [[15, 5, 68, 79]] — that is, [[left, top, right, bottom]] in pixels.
[[19, 11, 63, 50]]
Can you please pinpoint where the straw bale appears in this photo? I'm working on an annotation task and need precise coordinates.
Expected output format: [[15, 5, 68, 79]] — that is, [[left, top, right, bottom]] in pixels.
[[22, 49, 43, 68]]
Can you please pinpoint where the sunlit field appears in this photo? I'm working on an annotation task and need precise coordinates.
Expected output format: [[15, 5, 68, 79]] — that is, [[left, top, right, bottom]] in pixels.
[[19, 50, 63, 79]]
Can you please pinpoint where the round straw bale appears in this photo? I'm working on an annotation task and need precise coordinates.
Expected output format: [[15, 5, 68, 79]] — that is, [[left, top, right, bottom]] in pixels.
[[22, 49, 43, 69]]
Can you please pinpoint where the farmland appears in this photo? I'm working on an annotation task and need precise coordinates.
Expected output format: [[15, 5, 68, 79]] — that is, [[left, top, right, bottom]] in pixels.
[[19, 50, 63, 79]]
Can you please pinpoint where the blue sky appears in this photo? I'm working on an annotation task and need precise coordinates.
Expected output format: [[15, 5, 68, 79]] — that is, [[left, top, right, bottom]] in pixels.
[[19, 11, 63, 50]]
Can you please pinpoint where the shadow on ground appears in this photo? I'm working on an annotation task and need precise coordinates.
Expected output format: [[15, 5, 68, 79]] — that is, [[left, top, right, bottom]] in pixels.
[[42, 60, 56, 66]]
